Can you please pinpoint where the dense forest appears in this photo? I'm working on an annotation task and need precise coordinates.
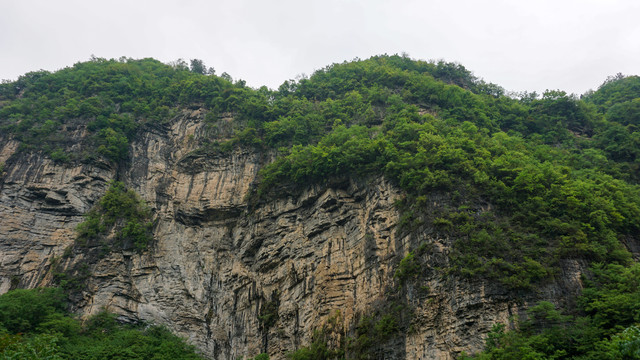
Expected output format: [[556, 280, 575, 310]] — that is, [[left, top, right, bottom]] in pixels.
[[1, 55, 639, 359]]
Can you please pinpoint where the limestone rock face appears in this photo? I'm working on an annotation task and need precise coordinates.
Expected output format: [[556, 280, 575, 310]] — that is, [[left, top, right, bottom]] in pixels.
[[0, 111, 590, 359]]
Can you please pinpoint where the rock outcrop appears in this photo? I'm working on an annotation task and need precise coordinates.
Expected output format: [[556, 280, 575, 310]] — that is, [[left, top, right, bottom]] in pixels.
[[0, 110, 593, 359]]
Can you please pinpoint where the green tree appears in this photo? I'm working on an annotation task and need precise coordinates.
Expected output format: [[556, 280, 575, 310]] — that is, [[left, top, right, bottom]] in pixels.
[[190, 59, 206, 75]]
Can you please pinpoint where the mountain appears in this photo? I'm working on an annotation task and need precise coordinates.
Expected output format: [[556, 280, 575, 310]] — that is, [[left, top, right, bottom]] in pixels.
[[0, 55, 639, 359]]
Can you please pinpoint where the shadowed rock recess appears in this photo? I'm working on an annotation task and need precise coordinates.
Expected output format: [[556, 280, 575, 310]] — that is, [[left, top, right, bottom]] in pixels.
[[0, 108, 604, 360]]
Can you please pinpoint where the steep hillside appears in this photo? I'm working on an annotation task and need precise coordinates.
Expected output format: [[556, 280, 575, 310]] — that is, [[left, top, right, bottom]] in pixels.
[[0, 55, 639, 359]]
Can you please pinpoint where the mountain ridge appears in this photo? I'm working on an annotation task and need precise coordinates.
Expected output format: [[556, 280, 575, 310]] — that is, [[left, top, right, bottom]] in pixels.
[[0, 55, 639, 359]]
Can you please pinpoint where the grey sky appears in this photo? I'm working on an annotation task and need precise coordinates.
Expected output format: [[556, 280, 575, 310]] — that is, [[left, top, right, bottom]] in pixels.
[[1, 0, 639, 95]]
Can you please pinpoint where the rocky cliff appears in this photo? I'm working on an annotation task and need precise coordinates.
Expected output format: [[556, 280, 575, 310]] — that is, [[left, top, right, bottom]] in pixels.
[[0, 110, 592, 359]]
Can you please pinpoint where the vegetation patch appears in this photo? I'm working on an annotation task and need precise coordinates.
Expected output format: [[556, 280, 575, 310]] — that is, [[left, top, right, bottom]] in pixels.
[[463, 262, 640, 359], [258, 291, 280, 331], [76, 180, 154, 253], [0, 288, 204, 359], [0, 57, 239, 163], [286, 300, 412, 359]]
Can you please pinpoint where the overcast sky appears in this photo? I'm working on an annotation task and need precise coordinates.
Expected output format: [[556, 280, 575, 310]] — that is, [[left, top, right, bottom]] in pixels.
[[1, 0, 639, 95]]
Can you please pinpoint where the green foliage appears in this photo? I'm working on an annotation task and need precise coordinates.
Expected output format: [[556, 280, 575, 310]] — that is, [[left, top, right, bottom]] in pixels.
[[606, 98, 640, 126], [189, 59, 210, 75], [582, 74, 640, 181], [287, 340, 335, 360], [286, 330, 343, 360], [0, 288, 204, 359], [373, 314, 399, 338], [248, 354, 270, 360], [286, 304, 406, 359], [76, 181, 153, 252], [466, 262, 640, 359], [52, 263, 91, 293], [580, 263, 640, 335], [603, 326, 640, 359], [258, 291, 280, 331], [95, 125, 131, 161], [394, 251, 420, 284], [0, 288, 66, 334], [583, 74, 640, 112], [50, 148, 70, 163], [0, 56, 246, 163], [0, 333, 63, 360], [344, 303, 408, 358]]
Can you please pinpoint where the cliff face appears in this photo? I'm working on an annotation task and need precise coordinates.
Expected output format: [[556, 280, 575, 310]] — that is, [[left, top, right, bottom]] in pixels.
[[0, 111, 587, 359]]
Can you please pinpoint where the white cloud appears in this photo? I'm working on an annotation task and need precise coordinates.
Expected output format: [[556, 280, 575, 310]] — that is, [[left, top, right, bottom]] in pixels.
[[1, 0, 638, 95]]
